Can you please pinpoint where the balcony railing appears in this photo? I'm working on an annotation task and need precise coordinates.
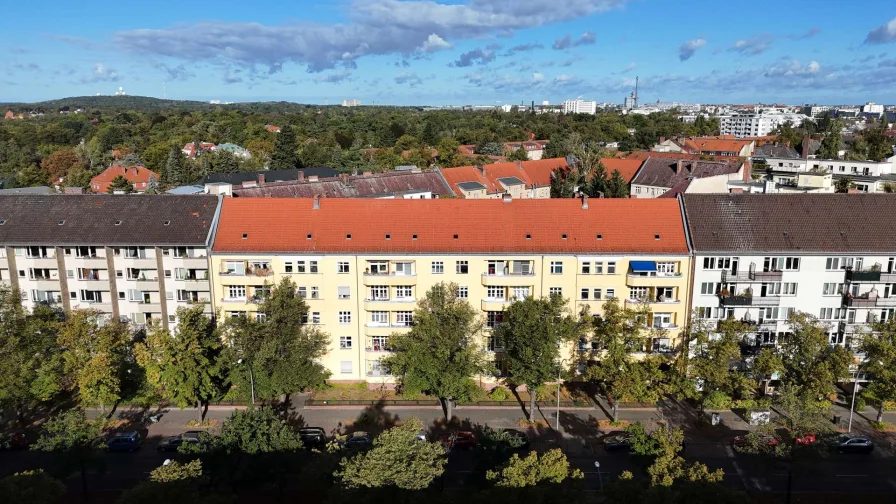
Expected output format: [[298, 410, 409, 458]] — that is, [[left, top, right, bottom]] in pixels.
[[845, 266, 882, 283], [843, 294, 877, 308], [719, 295, 753, 306], [483, 271, 535, 277]]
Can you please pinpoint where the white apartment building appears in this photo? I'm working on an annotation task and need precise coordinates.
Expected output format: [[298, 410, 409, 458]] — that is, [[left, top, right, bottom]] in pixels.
[[720, 110, 809, 138], [0, 195, 221, 329], [763, 156, 896, 192], [683, 193, 896, 352], [862, 102, 884, 115], [803, 105, 832, 118], [562, 99, 597, 115]]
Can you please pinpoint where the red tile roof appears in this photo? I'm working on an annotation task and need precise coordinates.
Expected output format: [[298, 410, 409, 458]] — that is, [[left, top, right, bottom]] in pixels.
[[89, 165, 159, 193], [682, 137, 752, 155], [600, 158, 643, 184], [622, 151, 742, 163], [441, 158, 568, 195], [212, 198, 689, 254]]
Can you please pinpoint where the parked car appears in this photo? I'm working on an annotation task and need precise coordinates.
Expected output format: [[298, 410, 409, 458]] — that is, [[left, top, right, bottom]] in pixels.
[[108, 432, 142, 453], [299, 427, 328, 449], [603, 433, 633, 452], [795, 433, 816, 446], [733, 434, 780, 450], [157, 431, 203, 452], [440, 431, 477, 451], [344, 431, 373, 448], [827, 434, 874, 454]]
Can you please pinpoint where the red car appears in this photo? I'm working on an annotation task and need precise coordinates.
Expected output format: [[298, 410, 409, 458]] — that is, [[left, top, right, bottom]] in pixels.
[[733, 434, 779, 449], [440, 431, 477, 451], [795, 434, 816, 445]]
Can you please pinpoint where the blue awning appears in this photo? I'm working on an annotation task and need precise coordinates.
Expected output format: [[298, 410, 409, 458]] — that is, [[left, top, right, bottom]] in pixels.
[[630, 261, 657, 272]]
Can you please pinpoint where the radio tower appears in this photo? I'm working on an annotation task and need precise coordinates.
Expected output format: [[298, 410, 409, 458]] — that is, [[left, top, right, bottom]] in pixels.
[[634, 76, 639, 108]]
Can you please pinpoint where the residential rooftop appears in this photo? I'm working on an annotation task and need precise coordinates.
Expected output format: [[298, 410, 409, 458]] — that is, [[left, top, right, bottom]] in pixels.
[[231, 169, 453, 198], [682, 193, 896, 253], [631, 157, 743, 190], [213, 197, 689, 254], [0, 195, 220, 246], [203, 167, 337, 185]]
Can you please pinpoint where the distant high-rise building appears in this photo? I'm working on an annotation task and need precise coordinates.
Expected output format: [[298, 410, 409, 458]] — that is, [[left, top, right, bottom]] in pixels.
[[624, 76, 639, 110], [562, 99, 597, 115], [341, 99, 362, 107], [862, 102, 884, 115], [720, 108, 809, 138]]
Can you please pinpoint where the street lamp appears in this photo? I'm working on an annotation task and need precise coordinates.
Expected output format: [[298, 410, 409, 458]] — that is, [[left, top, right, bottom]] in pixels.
[[593, 461, 603, 492], [847, 359, 880, 433], [238, 358, 256, 405], [556, 359, 568, 431]]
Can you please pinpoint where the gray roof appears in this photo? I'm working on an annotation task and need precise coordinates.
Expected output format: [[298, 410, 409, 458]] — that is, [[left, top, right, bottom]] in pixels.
[[631, 157, 742, 189], [497, 176, 525, 187], [682, 193, 896, 253], [166, 185, 205, 195], [753, 144, 799, 159], [457, 181, 487, 191], [0, 186, 55, 195], [233, 170, 454, 198], [0, 195, 220, 246], [203, 167, 337, 185]]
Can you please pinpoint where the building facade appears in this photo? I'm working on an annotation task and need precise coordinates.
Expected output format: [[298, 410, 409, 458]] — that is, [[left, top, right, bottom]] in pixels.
[[0, 195, 221, 329], [720, 111, 808, 138], [683, 193, 896, 351], [562, 99, 597, 115], [762, 156, 896, 193], [210, 197, 692, 383]]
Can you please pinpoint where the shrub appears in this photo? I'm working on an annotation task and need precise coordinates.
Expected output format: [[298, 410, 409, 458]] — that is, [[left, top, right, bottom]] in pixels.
[[882, 400, 896, 412], [489, 386, 510, 401], [871, 421, 895, 432], [702, 391, 733, 410]]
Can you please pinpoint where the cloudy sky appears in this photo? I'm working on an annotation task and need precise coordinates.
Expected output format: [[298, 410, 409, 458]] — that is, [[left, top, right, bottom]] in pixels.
[[2, 0, 895, 105]]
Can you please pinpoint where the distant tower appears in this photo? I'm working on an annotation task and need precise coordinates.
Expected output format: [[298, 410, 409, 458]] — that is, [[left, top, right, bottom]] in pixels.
[[634, 76, 639, 108]]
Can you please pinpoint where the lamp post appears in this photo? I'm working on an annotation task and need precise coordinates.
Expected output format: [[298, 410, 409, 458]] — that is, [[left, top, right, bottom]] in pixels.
[[238, 358, 255, 405], [556, 359, 568, 431]]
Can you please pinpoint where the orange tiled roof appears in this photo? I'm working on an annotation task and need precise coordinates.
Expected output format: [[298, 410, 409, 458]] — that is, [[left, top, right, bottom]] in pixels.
[[441, 158, 569, 195], [622, 151, 742, 163], [212, 198, 689, 254], [89, 165, 159, 193], [682, 137, 752, 154], [440, 165, 495, 195], [600, 158, 643, 184]]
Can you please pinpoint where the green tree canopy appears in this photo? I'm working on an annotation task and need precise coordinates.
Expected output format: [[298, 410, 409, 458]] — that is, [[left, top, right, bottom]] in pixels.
[[0, 469, 66, 504], [270, 125, 297, 170], [485, 448, 583, 488], [860, 318, 896, 423], [57, 310, 130, 411], [106, 174, 134, 193], [33, 410, 105, 502]]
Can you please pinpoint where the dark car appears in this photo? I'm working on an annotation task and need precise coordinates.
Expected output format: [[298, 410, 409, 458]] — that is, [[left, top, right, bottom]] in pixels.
[[603, 433, 633, 452], [827, 434, 874, 454], [107, 432, 142, 453], [344, 431, 373, 448], [440, 431, 477, 452], [157, 431, 203, 452], [299, 427, 328, 449]]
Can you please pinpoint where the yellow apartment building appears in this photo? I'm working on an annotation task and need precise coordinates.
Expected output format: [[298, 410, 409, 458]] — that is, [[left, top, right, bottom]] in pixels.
[[210, 196, 692, 384]]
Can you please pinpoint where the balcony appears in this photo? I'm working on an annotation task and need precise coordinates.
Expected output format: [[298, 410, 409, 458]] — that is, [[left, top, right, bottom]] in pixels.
[[362, 272, 417, 286], [219, 297, 249, 305], [625, 298, 681, 309], [880, 272, 896, 283], [481, 272, 535, 287], [175, 255, 209, 268], [751, 270, 783, 281], [27, 257, 59, 269], [365, 323, 412, 336], [482, 298, 510, 311], [366, 339, 392, 353], [843, 294, 877, 308], [74, 256, 108, 268], [876, 297, 896, 307], [751, 296, 781, 307], [363, 297, 416, 311], [626, 273, 683, 288], [718, 295, 753, 306], [366, 367, 392, 378], [846, 266, 882, 283]]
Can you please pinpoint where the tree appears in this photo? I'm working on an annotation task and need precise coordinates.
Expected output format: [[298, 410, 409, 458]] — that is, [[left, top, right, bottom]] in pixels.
[[144, 174, 159, 194], [773, 384, 833, 440], [485, 449, 583, 488], [17, 166, 48, 187], [778, 312, 852, 400], [605, 169, 630, 198], [834, 176, 852, 193], [270, 125, 297, 170], [164, 144, 187, 186], [421, 121, 438, 146], [0, 470, 66, 504], [119, 460, 233, 504], [585, 161, 609, 197], [32, 410, 105, 502], [136, 306, 224, 421], [549, 165, 581, 198], [223, 278, 329, 401], [689, 319, 754, 408], [644, 425, 723, 487], [57, 310, 130, 412], [106, 175, 134, 193], [586, 299, 651, 421], [383, 283, 485, 421], [506, 147, 529, 162], [497, 296, 583, 422], [818, 127, 842, 160], [337, 418, 446, 490], [476, 142, 503, 156], [41, 148, 84, 182], [860, 318, 896, 423]]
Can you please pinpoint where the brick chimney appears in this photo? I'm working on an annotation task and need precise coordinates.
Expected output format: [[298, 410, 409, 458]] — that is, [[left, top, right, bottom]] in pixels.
[[659, 136, 666, 144], [675, 159, 685, 174], [340, 173, 349, 183], [477, 164, 485, 176], [581, 194, 588, 209], [257, 173, 265, 185], [313, 194, 321, 210], [363, 171, 373, 177], [297, 171, 305, 182], [742, 159, 752, 183], [515, 160, 523, 171], [801, 135, 810, 160]]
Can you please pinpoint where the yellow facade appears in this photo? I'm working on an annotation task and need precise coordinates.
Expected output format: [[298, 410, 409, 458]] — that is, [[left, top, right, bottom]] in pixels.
[[210, 253, 692, 383]]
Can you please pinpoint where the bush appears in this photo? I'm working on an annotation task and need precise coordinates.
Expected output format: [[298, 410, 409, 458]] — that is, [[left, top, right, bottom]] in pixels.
[[534, 384, 557, 401], [882, 400, 896, 412], [871, 421, 895, 432], [854, 397, 867, 412], [489, 386, 510, 401], [702, 391, 733, 410]]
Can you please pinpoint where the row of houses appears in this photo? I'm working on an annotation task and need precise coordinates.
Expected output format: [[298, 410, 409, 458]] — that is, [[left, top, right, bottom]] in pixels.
[[1, 193, 894, 383]]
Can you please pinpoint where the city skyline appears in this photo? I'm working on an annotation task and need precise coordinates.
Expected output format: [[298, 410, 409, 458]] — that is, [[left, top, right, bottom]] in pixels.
[[2, 0, 896, 105]]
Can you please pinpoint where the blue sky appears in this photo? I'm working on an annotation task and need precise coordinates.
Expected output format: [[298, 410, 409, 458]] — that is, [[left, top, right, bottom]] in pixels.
[[2, 0, 896, 105]]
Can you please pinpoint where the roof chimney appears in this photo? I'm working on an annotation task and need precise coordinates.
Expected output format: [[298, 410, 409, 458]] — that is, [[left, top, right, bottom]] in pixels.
[[801, 135, 810, 160], [515, 160, 523, 171], [308, 175, 319, 182], [503, 194, 512, 203], [675, 159, 685, 174], [581, 194, 588, 209], [659, 136, 665, 144], [742, 159, 752, 183], [477, 164, 485, 176], [257, 173, 265, 185], [363, 171, 373, 177], [313, 195, 321, 210], [297, 171, 305, 182], [340, 173, 349, 183]]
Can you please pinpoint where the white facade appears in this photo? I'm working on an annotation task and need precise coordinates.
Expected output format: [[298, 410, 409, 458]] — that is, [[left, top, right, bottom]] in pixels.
[[762, 156, 896, 192], [562, 99, 597, 115], [862, 102, 884, 115], [692, 254, 896, 349], [341, 99, 362, 107], [803, 105, 832, 118], [720, 110, 809, 138]]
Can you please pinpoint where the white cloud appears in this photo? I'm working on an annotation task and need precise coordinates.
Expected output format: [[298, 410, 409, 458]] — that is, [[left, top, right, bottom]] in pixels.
[[79, 63, 120, 83], [532, 71, 544, 82], [729, 34, 773, 56], [395, 72, 423, 86], [420, 33, 451, 53], [865, 17, 896, 44], [678, 38, 706, 61]]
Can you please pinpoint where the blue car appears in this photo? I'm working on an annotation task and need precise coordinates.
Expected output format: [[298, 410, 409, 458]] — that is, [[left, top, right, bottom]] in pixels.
[[107, 432, 142, 452]]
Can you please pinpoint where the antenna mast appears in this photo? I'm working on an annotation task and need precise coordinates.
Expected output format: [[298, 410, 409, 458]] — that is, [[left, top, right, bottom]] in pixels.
[[634, 76, 639, 108]]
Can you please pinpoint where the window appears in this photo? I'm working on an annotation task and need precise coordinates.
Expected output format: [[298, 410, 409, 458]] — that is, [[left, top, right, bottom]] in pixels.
[[396, 311, 413, 326], [284, 262, 293, 273], [368, 261, 388, 275], [340, 361, 353, 374], [510, 287, 530, 300], [370, 286, 388, 300], [115, 270, 123, 278], [703, 257, 732, 270], [457, 286, 468, 299], [255, 313, 267, 323], [296, 261, 307, 273], [630, 287, 649, 300], [431, 261, 444, 274], [656, 262, 676, 275], [594, 261, 604, 274], [370, 311, 388, 325], [338, 311, 352, 324], [607, 262, 617, 274], [297, 286, 307, 298], [164, 270, 172, 278], [782, 283, 798, 296], [606, 288, 615, 299], [823, 283, 842, 296], [487, 286, 505, 299], [820, 308, 847, 320], [337, 262, 350, 274], [549, 287, 562, 297], [227, 285, 246, 299], [223, 261, 246, 276], [118, 291, 125, 300], [337, 286, 350, 300], [653, 313, 673, 329], [339, 336, 352, 349], [550, 261, 563, 274], [395, 286, 413, 299], [825, 257, 841, 270], [486, 311, 504, 328], [309, 261, 318, 273], [764, 256, 800, 271], [369, 336, 389, 351], [456, 261, 469, 274], [581, 262, 591, 274], [166, 291, 174, 300], [394, 262, 412, 275], [310, 286, 319, 299], [700, 282, 720, 295], [580, 288, 590, 300], [593, 288, 602, 300], [311, 312, 321, 324]]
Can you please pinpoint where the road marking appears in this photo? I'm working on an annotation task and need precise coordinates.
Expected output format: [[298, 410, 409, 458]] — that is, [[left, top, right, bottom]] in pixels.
[[724, 445, 752, 491], [835, 474, 868, 477]]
